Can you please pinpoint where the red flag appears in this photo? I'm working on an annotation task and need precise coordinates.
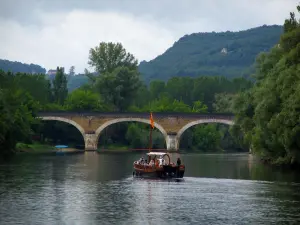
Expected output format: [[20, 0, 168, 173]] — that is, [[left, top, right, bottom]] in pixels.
[[150, 112, 154, 129]]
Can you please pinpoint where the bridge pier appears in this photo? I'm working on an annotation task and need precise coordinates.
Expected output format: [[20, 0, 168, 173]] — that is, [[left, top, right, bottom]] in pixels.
[[84, 133, 98, 151], [166, 134, 179, 151]]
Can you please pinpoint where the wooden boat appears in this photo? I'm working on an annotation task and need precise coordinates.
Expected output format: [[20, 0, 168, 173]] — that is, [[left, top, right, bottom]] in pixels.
[[133, 151, 185, 179], [133, 113, 185, 179]]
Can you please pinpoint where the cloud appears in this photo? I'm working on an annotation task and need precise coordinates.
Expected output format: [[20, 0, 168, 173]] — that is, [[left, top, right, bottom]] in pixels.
[[0, 10, 175, 73], [0, 0, 299, 73]]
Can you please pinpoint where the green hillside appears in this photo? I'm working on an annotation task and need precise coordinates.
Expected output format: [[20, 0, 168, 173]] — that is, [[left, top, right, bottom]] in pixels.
[[0, 25, 283, 90], [138, 25, 283, 82], [0, 59, 46, 74]]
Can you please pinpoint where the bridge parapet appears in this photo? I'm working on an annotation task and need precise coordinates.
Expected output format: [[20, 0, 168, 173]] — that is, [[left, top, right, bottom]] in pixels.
[[37, 111, 234, 120]]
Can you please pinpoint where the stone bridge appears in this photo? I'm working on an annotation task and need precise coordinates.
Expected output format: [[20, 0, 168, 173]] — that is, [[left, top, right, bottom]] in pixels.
[[37, 112, 234, 151]]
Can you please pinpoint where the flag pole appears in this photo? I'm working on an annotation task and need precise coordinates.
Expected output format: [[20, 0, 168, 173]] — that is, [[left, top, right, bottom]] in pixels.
[[149, 112, 154, 152], [149, 125, 153, 152]]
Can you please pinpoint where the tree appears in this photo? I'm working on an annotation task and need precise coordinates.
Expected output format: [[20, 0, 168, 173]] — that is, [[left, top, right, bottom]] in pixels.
[[0, 71, 39, 158], [13, 73, 52, 105], [69, 66, 75, 76], [232, 4, 300, 165], [88, 42, 138, 75], [149, 80, 166, 100], [193, 124, 221, 151], [65, 89, 106, 111], [96, 67, 141, 111], [192, 101, 208, 113], [52, 67, 68, 105], [213, 93, 235, 113]]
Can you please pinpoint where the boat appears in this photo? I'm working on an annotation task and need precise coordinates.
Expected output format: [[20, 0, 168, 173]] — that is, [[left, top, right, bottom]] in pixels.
[[55, 145, 68, 156], [132, 112, 185, 179], [133, 151, 185, 179]]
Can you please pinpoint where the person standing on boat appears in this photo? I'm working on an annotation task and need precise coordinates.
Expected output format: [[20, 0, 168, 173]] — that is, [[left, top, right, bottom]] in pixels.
[[177, 158, 181, 166], [139, 157, 144, 164], [158, 157, 163, 167], [149, 159, 155, 167]]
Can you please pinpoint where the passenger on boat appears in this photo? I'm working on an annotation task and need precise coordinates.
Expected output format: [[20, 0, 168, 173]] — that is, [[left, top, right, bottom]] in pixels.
[[155, 159, 159, 167], [139, 157, 143, 163], [177, 158, 181, 166], [149, 159, 154, 166], [158, 157, 164, 167]]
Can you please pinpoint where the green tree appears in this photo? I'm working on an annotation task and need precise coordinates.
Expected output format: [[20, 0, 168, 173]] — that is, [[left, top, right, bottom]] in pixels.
[[65, 89, 105, 111], [13, 73, 52, 105], [213, 93, 235, 113], [126, 124, 146, 148], [0, 71, 39, 158], [69, 66, 75, 76], [96, 67, 141, 111], [232, 4, 300, 165], [193, 124, 221, 151], [52, 67, 68, 105], [88, 42, 138, 75], [192, 100, 208, 112]]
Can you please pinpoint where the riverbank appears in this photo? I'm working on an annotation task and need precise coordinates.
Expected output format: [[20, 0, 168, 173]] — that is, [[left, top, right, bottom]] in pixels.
[[15, 143, 84, 155], [16, 143, 55, 154], [260, 157, 300, 170]]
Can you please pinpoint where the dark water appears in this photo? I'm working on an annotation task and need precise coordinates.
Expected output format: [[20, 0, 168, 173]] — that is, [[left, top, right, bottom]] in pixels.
[[0, 152, 300, 224]]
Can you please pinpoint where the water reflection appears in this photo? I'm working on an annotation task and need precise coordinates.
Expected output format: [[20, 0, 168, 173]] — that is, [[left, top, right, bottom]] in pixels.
[[0, 152, 299, 224]]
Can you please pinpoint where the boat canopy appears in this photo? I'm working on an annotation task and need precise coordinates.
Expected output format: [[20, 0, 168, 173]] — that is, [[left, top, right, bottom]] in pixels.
[[147, 152, 168, 156], [55, 145, 68, 148]]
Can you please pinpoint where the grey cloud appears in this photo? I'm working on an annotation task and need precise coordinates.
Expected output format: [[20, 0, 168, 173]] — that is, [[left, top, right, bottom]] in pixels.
[[0, 0, 299, 72], [1, 0, 299, 29]]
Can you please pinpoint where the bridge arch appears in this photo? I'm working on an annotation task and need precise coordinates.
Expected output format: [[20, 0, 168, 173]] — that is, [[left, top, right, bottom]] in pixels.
[[39, 116, 86, 141], [95, 118, 168, 146], [176, 118, 234, 148]]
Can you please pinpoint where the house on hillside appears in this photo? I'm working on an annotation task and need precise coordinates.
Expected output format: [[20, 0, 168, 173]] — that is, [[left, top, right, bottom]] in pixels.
[[47, 69, 57, 75], [221, 48, 228, 54], [47, 67, 65, 75]]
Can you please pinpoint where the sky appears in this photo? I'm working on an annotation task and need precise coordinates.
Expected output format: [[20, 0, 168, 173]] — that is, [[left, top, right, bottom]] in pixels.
[[0, 0, 299, 73]]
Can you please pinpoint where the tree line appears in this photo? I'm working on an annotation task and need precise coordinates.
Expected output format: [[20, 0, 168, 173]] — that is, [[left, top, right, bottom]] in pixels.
[[0, 45, 250, 157], [231, 5, 300, 167]]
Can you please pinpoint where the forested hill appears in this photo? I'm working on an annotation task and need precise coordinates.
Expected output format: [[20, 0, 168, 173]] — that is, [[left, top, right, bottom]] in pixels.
[[139, 25, 283, 82], [0, 59, 46, 74]]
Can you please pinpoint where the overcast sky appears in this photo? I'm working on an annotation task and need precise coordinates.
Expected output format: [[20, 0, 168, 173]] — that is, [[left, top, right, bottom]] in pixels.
[[0, 0, 298, 73]]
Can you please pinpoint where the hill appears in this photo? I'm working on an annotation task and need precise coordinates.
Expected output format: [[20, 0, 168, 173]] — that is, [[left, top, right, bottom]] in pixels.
[[138, 25, 283, 82], [0, 59, 46, 74]]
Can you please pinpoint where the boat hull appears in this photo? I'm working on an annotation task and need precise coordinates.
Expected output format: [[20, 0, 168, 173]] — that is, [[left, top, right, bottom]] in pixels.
[[133, 165, 185, 179]]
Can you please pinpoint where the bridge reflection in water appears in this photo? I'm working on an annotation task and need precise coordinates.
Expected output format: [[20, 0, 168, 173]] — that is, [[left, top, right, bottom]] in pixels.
[[37, 111, 234, 151]]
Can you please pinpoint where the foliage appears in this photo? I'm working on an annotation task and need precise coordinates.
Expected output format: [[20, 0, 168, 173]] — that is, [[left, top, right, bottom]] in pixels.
[[88, 42, 138, 75], [52, 67, 68, 105], [232, 5, 300, 166], [64, 89, 106, 111], [193, 124, 222, 151], [0, 70, 39, 158], [69, 66, 75, 76], [0, 59, 46, 74], [95, 67, 141, 111], [139, 25, 283, 82], [13, 73, 52, 104], [213, 93, 236, 113], [132, 76, 252, 112]]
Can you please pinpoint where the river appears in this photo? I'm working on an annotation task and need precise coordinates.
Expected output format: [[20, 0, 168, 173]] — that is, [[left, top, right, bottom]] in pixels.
[[0, 152, 300, 224]]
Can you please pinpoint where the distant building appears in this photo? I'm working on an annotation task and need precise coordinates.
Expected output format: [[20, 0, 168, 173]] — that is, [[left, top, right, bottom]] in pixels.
[[221, 48, 228, 54], [47, 69, 57, 75], [47, 67, 65, 76]]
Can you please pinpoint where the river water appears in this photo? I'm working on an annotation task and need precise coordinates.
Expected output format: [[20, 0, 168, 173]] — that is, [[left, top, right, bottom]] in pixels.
[[0, 152, 300, 224]]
